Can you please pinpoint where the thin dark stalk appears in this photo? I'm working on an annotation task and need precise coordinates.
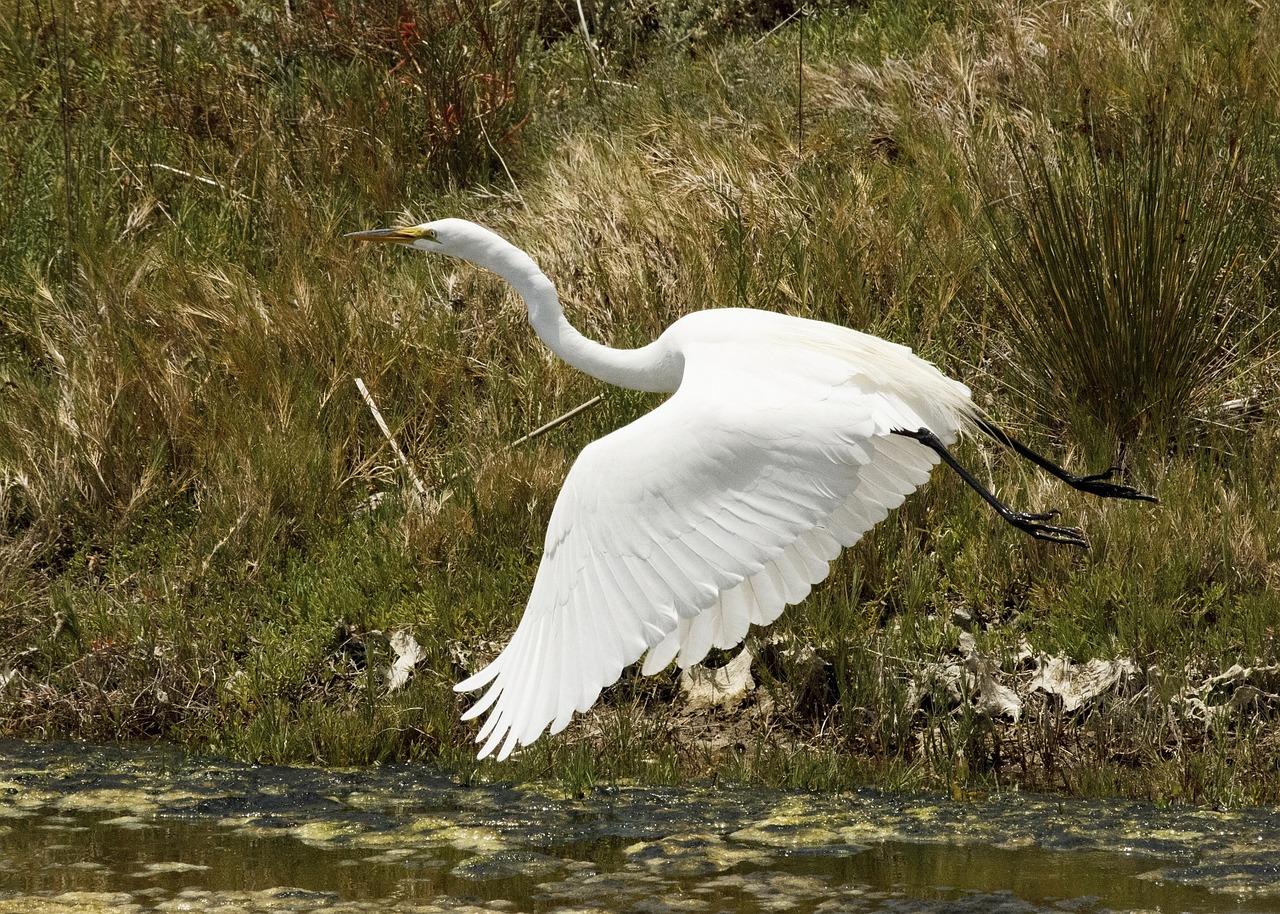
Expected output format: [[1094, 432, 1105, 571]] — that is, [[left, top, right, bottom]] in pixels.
[[42, 0, 78, 274]]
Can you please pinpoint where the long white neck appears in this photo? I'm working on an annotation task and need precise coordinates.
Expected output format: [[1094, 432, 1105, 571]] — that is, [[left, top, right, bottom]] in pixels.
[[463, 231, 681, 394]]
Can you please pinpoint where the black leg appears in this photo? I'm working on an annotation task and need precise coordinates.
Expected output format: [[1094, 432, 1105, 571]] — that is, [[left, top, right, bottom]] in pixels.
[[975, 418, 1158, 503], [892, 427, 1090, 548]]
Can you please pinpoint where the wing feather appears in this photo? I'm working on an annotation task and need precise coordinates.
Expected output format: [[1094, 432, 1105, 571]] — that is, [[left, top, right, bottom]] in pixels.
[[655, 421, 953, 671], [641, 622, 684, 676], [678, 604, 717, 671], [746, 562, 784, 623], [456, 333, 972, 757]]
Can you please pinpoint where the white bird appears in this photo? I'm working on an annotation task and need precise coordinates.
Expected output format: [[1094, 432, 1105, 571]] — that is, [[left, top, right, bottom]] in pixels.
[[350, 218, 1155, 761]]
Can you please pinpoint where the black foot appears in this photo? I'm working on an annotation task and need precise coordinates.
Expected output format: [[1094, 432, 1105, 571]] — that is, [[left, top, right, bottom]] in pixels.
[[1004, 511, 1088, 548], [892, 427, 1090, 549], [975, 418, 1159, 504], [1062, 465, 1159, 503]]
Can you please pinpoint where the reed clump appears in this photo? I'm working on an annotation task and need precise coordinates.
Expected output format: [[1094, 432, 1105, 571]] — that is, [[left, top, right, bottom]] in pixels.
[[985, 105, 1264, 445]]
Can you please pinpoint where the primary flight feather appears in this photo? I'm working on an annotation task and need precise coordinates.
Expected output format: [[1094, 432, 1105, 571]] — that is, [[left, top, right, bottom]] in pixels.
[[350, 218, 1155, 761]]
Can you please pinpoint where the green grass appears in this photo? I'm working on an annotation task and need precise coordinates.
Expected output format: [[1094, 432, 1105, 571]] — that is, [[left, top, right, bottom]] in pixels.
[[984, 103, 1264, 444], [2, 0, 1279, 805]]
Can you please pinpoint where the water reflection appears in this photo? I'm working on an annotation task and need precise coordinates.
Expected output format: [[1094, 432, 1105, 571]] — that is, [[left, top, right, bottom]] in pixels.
[[1, 739, 1278, 913]]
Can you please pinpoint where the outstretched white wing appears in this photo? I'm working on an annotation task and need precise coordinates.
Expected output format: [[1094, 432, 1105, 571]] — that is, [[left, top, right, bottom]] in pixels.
[[455, 338, 966, 759]]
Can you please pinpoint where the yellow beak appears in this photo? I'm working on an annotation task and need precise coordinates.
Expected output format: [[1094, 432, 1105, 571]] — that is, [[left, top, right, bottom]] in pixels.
[[345, 227, 423, 245]]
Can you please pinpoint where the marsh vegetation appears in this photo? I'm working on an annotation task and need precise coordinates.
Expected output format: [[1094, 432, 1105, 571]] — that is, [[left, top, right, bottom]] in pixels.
[[2, 0, 1278, 803]]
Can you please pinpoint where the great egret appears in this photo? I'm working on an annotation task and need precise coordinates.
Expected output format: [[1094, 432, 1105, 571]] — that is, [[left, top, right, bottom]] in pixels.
[[350, 218, 1155, 761]]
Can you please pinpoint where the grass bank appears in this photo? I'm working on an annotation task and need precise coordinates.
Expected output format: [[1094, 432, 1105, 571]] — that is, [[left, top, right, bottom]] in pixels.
[[2, 0, 1279, 804]]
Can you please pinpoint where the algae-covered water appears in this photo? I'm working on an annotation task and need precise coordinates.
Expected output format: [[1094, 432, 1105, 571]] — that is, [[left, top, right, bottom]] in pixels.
[[2, 740, 1279, 913]]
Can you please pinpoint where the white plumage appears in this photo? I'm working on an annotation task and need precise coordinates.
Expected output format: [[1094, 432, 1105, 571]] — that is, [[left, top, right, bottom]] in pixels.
[[350, 218, 1128, 762], [455, 324, 970, 759]]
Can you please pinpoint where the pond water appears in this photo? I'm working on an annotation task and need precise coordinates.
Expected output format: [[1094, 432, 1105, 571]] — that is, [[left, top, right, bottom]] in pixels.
[[2, 739, 1278, 913]]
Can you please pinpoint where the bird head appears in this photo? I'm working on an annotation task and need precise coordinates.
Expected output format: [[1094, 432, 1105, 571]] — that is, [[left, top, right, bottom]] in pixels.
[[348, 218, 545, 300], [346, 218, 509, 263], [346, 221, 446, 253]]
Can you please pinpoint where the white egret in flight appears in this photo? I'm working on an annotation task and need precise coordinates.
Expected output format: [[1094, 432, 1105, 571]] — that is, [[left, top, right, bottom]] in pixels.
[[350, 218, 1155, 760]]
